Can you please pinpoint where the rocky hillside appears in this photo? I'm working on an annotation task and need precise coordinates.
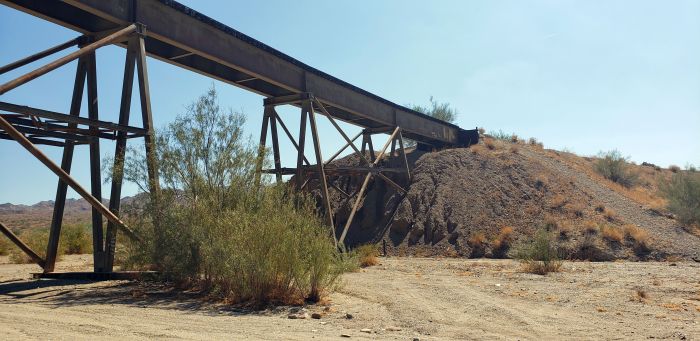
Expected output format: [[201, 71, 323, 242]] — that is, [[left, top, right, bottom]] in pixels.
[[304, 137, 700, 261]]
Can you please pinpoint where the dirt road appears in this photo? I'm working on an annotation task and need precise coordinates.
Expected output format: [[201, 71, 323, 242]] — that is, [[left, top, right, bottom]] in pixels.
[[1, 255, 698, 340]]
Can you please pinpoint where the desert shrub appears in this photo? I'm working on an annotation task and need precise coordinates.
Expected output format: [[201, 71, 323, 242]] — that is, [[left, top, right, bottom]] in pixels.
[[9, 229, 55, 264], [116, 87, 343, 305], [571, 234, 613, 261], [0, 237, 10, 256], [492, 226, 514, 258], [582, 220, 599, 235], [515, 228, 562, 275], [659, 171, 700, 227], [669, 165, 681, 173], [603, 208, 618, 222], [354, 244, 380, 267], [600, 225, 623, 243], [61, 224, 92, 255], [594, 150, 639, 188], [489, 129, 515, 142], [510, 134, 520, 143], [509, 144, 520, 154], [467, 232, 487, 258], [623, 225, 651, 255], [478, 127, 485, 134]]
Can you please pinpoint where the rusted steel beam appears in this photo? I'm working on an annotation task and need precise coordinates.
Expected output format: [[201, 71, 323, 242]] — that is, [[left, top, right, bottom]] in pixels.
[[0, 133, 76, 147], [271, 110, 310, 166], [86, 51, 105, 272], [269, 108, 282, 183], [0, 101, 148, 134], [254, 110, 270, 187], [338, 127, 401, 245], [0, 36, 80, 75], [324, 130, 362, 165], [4, 123, 94, 143], [104, 37, 137, 272], [0, 115, 139, 241], [0, 24, 136, 95], [314, 99, 370, 165], [376, 173, 407, 194], [295, 106, 308, 189], [45, 56, 87, 273], [0, 222, 46, 268], [306, 100, 335, 230], [5, 0, 476, 146]]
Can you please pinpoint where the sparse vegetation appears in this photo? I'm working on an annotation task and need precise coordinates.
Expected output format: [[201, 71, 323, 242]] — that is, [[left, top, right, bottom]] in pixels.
[[409, 96, 458, 123], [61, 224, 92, 255], [623, 225, 651, 255], [0, 237, 10, 256], [116, 87, 344, 305], [467, 232, 487, 258], [594, 150, 639, 188], [489, 129, 516, 142], [515, 228, 562, 275], [9, 229, 52, 264], [600, 225, 623, 243], [354, 244, 380, 267], [492, 226, 514, 258], [659, 171, 700, 228], [669, 165, 681, 173]]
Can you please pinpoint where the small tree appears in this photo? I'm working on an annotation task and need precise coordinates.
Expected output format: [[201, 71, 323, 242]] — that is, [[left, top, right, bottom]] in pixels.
[[406, 97, 459, 147], [594, 150, 639, 188], [659, 171, 700, 227]]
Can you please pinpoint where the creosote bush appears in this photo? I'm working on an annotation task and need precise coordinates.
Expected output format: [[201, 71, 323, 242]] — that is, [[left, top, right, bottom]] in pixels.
[[659, 171, 700, 228], [117, 87, 344, 306], [594, 150, 639, 188], [8, 229, 52, 264], [515, 228, 562, 275], [354, 244, 380, 268], [61, 224, 92, 255]]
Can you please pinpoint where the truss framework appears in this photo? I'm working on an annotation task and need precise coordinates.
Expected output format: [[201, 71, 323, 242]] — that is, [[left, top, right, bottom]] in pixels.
[[255, 93, 411, 245], [0, 23, 160, 274]]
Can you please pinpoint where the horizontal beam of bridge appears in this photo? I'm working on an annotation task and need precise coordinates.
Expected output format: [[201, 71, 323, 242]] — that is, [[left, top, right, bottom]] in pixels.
[[2, 0, 478, 147]]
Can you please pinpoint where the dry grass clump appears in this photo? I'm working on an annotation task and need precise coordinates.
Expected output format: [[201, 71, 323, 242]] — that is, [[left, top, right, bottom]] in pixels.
[[354, 244, 380, 268], [669, 165, 681, 173], [624, 225, 651, 254], [602, 208, 618, 222], [549, 194, 568, 210], [492, 226, 514, 258], [467, 232, 487, 258], [631, 289, 649, 302], [582, 220, 599, 235], [557, 221, 573, 240], [0, 237, 10, 256], [600, 225, 623, 243], [509, 144, 520, 154], [515, 229, 562, 275], [563, 202, 585, 218]]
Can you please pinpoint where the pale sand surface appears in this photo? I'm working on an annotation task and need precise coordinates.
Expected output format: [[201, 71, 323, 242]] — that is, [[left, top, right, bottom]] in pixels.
[[0, 254, 698, 340]]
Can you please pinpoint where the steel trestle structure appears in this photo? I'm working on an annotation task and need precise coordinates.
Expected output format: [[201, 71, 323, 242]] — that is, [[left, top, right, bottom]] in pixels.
[[0, 0, 478, 277]]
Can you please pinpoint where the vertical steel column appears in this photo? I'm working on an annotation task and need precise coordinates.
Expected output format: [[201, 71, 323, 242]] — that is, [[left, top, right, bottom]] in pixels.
[[295, 105, 308, 189], [254, 108, 270, 187], [268, 107, 282, 183], [134, 31, 162, 256], [86, 51, 105, 272], [104, 37, 138, 272], [305, 100, 334, 229], [44, 56, 88, 273]]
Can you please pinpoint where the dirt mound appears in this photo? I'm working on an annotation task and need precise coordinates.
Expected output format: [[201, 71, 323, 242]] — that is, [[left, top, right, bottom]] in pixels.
[[305, 139, 700, 261]]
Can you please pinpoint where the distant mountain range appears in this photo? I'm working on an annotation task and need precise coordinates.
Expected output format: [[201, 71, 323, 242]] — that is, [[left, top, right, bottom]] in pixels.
[[0, 196, 137, 231]]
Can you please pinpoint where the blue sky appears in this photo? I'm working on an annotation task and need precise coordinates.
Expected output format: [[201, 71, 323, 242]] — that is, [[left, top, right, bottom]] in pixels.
[[1, 0, 699, 205]]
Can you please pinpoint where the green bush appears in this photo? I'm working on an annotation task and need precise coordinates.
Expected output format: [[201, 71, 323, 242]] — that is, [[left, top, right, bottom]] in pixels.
[[659, 171, 700, 227], [118, 86, 344, 305], [61, 224, 92, 255], [594, 150, 639, 188], [8, 229, 53, 264], [515, 228, 562, 275], [0, 237, 10, 256]]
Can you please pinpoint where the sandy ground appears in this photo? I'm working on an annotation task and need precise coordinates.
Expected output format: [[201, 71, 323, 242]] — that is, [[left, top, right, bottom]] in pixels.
[[0, 255, 698, 340]]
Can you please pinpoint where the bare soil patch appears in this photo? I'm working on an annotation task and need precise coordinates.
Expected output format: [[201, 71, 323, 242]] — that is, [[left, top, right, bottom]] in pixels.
[[0, 255, 698, 340]]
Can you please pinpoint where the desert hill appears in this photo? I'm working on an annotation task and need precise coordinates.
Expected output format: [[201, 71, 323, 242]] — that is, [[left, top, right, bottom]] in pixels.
[[305, 136, 699, 261]]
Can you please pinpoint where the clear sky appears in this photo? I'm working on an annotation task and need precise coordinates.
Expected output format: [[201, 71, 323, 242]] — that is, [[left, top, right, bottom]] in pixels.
[[1, 0, 699, 205]]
